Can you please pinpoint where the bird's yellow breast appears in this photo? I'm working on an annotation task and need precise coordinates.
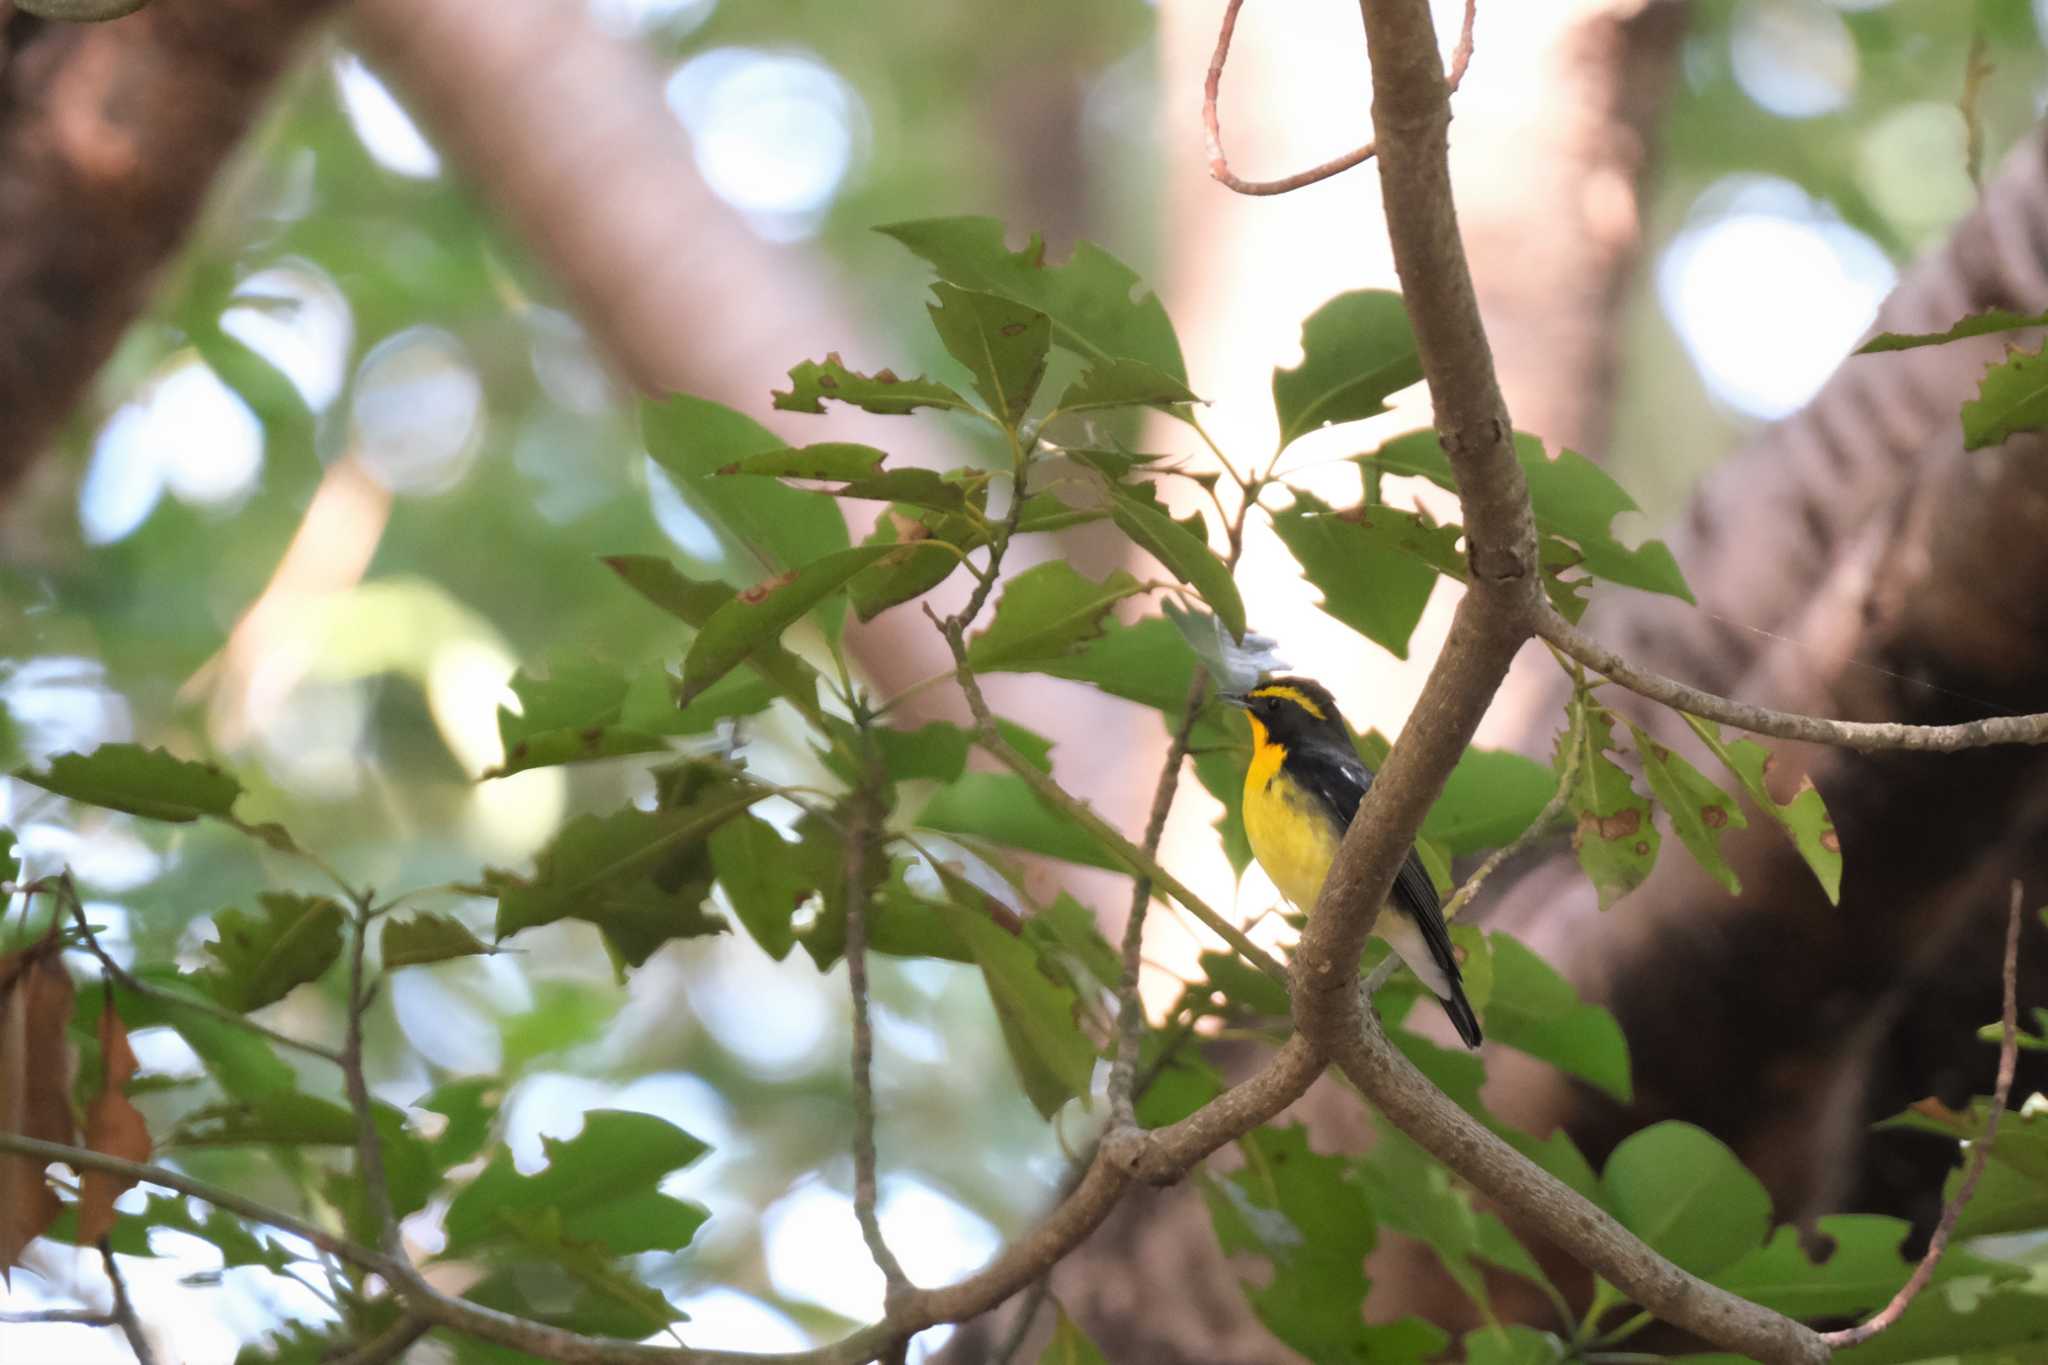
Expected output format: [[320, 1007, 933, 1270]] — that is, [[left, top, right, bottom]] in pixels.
[[1241, 729, 1343, 913]]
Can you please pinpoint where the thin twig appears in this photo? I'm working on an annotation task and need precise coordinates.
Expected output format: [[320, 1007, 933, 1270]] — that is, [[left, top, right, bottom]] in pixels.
[[842, 792, 912, 1301], [52, 874, 345, 1066], [98, 1236, 158, 1365], [328, 1314, 433, 1365], [1537, 606, 2048, 753], [1439, 730, 1577, 924], [989, 1278, 1052, 1365], [341, 904, 403, 1260], [1203, 0, 1477, 196], [1820, 882, 2025, 1349], [0, 1307, 117, 1325]]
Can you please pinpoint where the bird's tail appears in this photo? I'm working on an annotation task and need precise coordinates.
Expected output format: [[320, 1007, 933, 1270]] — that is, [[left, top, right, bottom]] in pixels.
[[1439, 982, 1483, 1050]]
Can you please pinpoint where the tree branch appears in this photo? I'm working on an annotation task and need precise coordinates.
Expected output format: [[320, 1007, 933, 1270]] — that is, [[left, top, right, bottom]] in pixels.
[[1537, 604, 2048, 752], [1819, 882, 2025, 1350], [97, 1235, 157, 1365], [841, 790, 913, 1304]]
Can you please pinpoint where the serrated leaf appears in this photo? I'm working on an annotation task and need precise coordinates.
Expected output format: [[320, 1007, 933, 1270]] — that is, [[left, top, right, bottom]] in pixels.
[[771, 351, 972, 416], [1626, 722, 1747, 895], [1038, 1305, 1113, 1365], [1857, 308, 2048, 353], [172, 1091, 356, 1147], [1273, 290, 1423, 449], [845, 505, 981, 621], [927, 283, 1051, 427], [1711, 1214, 2018, 1320], [640, 394, 850, 576], [488, 658, 769, 780], [1484, 933, 1631, 1102], [874, 722, 972, 784], [720, 441, 966, 511], [195, 893, 344, 1012], [1463, 1327, 1567, 1365], [1107, 495, 1245, 641], [880, 216, 1186, 380], [1556, 691, 1659, 909], [1051, 356, 1200, 415], [1371, 430, 1692, 602], [708, 814, 812, 961], [1681, 715, 1842, 904], [383, 914, 497, 969], [498, 1206, 685, 1334], [1203, 1125, 1447, 1364], [493, 790, 757, 965], [1008, 614, 1200, 713], [917, 773, 1124, 872], [942, 885, 1098, 1117], [1962, 341, 2048, 448], [967, 562, 1145, 670], [1270, 491, 1447, 658], [17, 743, 241, 822], [680, 544, 896, 699], [601, 555, 819, 710], [1602, 1121, 1770, 1277], [441, 1109, 709, 1260]]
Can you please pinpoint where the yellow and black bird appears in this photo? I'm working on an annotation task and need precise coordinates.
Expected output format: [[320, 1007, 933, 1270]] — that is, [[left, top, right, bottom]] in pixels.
[[1227, 677, 1482, 1048]]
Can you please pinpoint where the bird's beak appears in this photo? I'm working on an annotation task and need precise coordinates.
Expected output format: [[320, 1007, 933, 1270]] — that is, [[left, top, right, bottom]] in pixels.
[[1220, 692, 1250, 710]]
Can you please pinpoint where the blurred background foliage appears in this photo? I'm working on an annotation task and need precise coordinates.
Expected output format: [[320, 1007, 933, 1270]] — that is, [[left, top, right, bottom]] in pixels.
[[0, 0, 2042, 1357]]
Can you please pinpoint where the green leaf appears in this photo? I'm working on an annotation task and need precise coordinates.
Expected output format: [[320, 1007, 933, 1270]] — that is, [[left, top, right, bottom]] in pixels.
[[487, 658, 768, 779], [1483, 933, 1632, 1102], [1025, 892, 1123, 994], [880, 216, 1187, 380], [709, 814, 813, 960], [1626, 722, 1748, 895], [1107, 495, 1246, 642], [1038, 1305, 1112, 1365], [1962, 341, 2048, 449], [493, 790, 757, 965], [1602, 1121, 1771, 1276], [1371, 431, 1692, 602], [382, 913, 498, 969], [1681, 715, 1842, 904], [1857, 308, 2048, 353], [917, 772, 1123, 872], [1273, 290, 1423, 449], [967, 561, 1145, 671], [17, 743, 241, 822], [680, 544, 896, 700], [1425, 748, 1557, 857], [93, 973, 293, 1102], [771, 351, 973, 416], [496, 1206, 685, 1334], [1557, 690, 1659, 909], [442, 1109, 710, 1259], [1461, 1326, 1567, 1365], [942, 887, 1099, 1117], [171, 1091, 357, 1147], [640, 394, 851, 574], [422, 1076, 502, 1170], [1270, 491, 1447, 658], [68, 1191, 292, 1272], [1831, 1278, 2048, 1364], [874, 722, 972, 784], [1203, 1125, 1447, 1364], [1711, 1214, 2018, 1320], [0, 828, 15, 890], [845, 505, 980, 622], [719, 441, 965, 510], [1051, 357, 1200, 415], [927, 283, 1052, 427], [1001, 614, 1199, 713], [195, 893, 345, 1012], [601, 555, 819, 710]]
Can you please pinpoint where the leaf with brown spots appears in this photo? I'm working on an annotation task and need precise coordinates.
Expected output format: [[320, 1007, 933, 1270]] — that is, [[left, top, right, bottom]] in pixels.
[[77, 997, 149, 1244], [1681, 716, 1843, 905], [771, 351, 972, 417], [0, 936, 78, 1277], [1626, 722, 1748, 896], [926, 283, 1051, 429], [1555, 688, 1658, 910]]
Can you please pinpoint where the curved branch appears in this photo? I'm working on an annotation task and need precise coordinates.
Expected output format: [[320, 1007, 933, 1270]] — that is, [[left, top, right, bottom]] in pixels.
[[1537, 604, 2048, 752]]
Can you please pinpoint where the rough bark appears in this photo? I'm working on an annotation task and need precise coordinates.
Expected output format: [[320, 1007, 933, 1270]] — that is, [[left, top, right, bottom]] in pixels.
[[0, 0, 343, 495]]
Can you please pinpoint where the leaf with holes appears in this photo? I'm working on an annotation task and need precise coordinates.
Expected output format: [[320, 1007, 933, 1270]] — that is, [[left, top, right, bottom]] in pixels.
[[602, 555, 819, 710], [1107, 493, 1245, 641], [880, 217, 1187, 380], [1625, 721, 1747, 895], [382, 914, 497, 970], [771, 351, 973, 417], [708, 814, 817, 961], [1681, 715, 1842, 904], [194, 894, 344, 1012], [1556, 691, 1658, 909], [1858, 308, 2048, 353], [1270, 491, 1448, 658], [17, 744, 241, 822], [967, 562, 1145, 671], [719, 442, 965, 511], [927, 283, 1051, 427], [1602, 1121, 1770, 1276], [681, 544, 897, 699], [1962, 341, 2048, 449], [1273, 290, 1423, 449], [1050, 357, 1199, 416]]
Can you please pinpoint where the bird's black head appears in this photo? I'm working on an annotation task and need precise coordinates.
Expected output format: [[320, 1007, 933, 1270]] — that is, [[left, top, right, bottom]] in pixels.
[[1225, 676, 1353, 751]]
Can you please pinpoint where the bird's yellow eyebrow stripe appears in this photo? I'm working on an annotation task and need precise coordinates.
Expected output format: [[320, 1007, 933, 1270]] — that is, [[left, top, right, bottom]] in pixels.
[[1247, 684, 1325, 720]]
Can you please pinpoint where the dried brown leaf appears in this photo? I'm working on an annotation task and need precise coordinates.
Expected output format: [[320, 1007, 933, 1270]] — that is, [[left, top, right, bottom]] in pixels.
[[0, 941, 78, 1278], [78, 998, 149, 1244]]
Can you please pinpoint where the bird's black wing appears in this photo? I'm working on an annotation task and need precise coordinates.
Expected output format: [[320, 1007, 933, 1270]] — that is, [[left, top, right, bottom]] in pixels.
[[1288, 740, 1483, 1048]]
